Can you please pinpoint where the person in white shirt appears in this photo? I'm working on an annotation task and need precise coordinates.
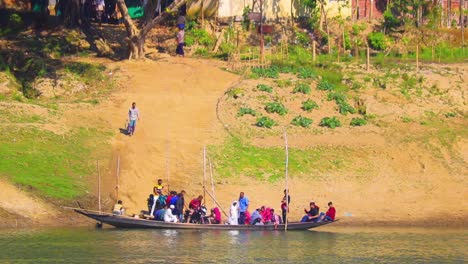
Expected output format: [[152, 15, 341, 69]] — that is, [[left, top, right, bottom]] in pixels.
[[164, 205, 179, 223], [127, 102, 140, 136]]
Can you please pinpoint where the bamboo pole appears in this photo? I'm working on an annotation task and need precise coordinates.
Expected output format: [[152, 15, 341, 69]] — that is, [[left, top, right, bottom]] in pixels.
[[416, 44, 419, 72], [284, 131, 289, 231], [209, 158, 216, 208], [204, 189, 229, 218], [366, 46, 370, 71], [203, 146, 207, 206], [116, 155, 120, 199], [97, 160, 101, 213], [312, 40, 316, 62]]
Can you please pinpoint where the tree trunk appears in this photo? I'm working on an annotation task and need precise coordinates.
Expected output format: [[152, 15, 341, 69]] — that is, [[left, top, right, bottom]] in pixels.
[[461, 0, 465, 48], [58, 0, 82, 27], [117, 0, 187, 59]]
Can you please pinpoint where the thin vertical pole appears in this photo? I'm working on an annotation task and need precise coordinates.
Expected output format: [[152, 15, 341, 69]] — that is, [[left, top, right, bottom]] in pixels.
[[166, 132, 170, 194], [203, 146, 207, 206], [116, 155, 120, 199], [97, 160, 101, 214], [416, 44, 419, 72], [284, 131, 289, 231], [366, 46, 370, 71], [209, 158, 216, 208], [312, 40, 316, 63]]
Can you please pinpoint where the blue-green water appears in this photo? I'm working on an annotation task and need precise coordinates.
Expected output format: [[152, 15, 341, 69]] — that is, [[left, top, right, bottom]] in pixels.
[[0, 227, 466, 263]]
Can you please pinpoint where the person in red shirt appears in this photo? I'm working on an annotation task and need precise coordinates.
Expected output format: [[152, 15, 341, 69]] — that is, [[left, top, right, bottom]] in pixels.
[[324, 202, 336, 221]]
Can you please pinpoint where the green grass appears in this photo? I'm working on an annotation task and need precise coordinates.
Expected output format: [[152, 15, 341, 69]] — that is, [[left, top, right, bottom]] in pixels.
[[208, 137, 354, 182], [0, 109, 45, 123], [0, 127, 110, 199]]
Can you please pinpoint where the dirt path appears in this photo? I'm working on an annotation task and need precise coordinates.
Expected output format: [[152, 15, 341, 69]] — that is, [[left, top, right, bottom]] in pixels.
[[100, 58, 239, 213]]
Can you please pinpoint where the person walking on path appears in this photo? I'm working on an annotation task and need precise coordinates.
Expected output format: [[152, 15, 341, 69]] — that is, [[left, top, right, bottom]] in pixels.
[[127, 102, 140, 136], [175, 26, 185, 57], [238, 192, 249, 225]]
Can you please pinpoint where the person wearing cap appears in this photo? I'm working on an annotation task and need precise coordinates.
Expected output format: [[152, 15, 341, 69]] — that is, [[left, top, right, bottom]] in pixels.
[[301, 202, 320, 222], [164, 204, 178, 223]]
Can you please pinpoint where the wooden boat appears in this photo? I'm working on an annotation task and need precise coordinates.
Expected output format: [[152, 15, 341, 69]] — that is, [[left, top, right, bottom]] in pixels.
[[75, 209, 336, 230]]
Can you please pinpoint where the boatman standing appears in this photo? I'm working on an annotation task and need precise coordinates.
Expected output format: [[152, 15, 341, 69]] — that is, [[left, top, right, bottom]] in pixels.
[[238, 192, 249, 225]]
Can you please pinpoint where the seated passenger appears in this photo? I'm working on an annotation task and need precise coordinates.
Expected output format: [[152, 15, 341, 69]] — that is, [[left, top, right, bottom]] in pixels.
[[324, 202, 336, 221], [250, 208, 263, 225], [209, 207, 221, 224], [301, 202, 320, 222], [270, 208, 282, 225], [112, 200, 125, 215], [164, 205, 178, 223], [155, 206, 166, 221], [261, 206, 273, 223]]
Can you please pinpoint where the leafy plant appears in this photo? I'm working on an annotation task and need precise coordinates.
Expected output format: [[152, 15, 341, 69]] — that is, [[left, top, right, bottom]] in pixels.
[[293, 83, 311, 94], [291, 116, 313, 128], [317, 79, 335, 91], [297, 67, 316, 79], [301, 99, 319, 112], [256, 116, 277, 128], [295, 30, 311, 47], [368, 32, 388, 50], [265, 102, 288, 115], [401, 116, 413, 123], [238, 107, 257, 117], [319, 117, 341, 129], [327, 92, 356, 115], [251, 67, 279, 79], [257, 84, 273, 93], [275, 79, 293, 88], [444, 112, 456, 118], [350, 118, 367, 126]]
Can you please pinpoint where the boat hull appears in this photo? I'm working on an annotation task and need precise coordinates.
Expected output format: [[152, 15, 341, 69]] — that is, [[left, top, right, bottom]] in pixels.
[[75, 209, 335, 230]]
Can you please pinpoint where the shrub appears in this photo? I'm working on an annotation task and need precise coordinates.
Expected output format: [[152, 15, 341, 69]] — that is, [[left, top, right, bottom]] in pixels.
[[317, 79, 334, 91], [295, 30, 311, 47], [350, 118, 367, 126], [291, 116, 313, 128], [293, 83, 311, 94], [265, 102, 288, 115], [444, 112, 457, 118], [301, 99, 319, 112], [297, 67, 316, 79], [238, 107, 257, 117], [319, 117, 341, 128], [256, 116, 277, 128], [368, 32, 387, 51], [257, 84, 273, 93]]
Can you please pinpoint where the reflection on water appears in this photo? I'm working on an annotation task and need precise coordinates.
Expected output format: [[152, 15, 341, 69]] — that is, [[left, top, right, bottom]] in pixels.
[[0, 227, 465, 263]]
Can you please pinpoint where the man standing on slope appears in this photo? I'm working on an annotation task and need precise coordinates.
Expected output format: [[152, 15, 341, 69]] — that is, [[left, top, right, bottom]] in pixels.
[[128, 102, 140, 136], [238, 192, 249, 225]]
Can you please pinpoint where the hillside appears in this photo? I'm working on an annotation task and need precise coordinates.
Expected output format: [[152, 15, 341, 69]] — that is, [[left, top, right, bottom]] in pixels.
[[0, 54, 466, 227]]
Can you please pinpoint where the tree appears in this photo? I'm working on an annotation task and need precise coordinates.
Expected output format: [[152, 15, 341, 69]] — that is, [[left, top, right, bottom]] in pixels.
[[116, 0, 187, 59]]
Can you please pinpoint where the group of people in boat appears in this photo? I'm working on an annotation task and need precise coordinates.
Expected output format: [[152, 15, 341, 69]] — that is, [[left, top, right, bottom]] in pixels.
[[112, 179, 336, 225]]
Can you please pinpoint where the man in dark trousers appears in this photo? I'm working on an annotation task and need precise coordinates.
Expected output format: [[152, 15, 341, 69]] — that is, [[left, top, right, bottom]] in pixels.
[[281, 189, 291, 223]]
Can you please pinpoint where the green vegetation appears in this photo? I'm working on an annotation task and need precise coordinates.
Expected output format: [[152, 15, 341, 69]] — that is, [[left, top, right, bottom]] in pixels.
[[350, 117, 368, 127], [185, 28, 214, 47], [317, 79, 334, 91], [293, 83, 311, 94], [265, 102, 288, 115], [250, 67, 279, 79], [238, 107, 257, 117], [444, 112, 457, 118], [297, 68, 316, 79], [301, 99, 319, 112], [226, 88, 244, 99], [256, 84, 273, 93], [256, 116, 277, 128], [291, 116, 313, 128], [0, 127, 110, 199], [275, 79, 293, 88], [319, 117, 342, 129], [368, 32, 388, 51], [327, 92, 356, 115], [65, 62, 107, 85], [208, 137, 355, 182]]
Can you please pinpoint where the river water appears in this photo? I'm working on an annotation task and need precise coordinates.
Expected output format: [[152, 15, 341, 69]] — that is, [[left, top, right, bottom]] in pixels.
[[0, 226, 465, 263]]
